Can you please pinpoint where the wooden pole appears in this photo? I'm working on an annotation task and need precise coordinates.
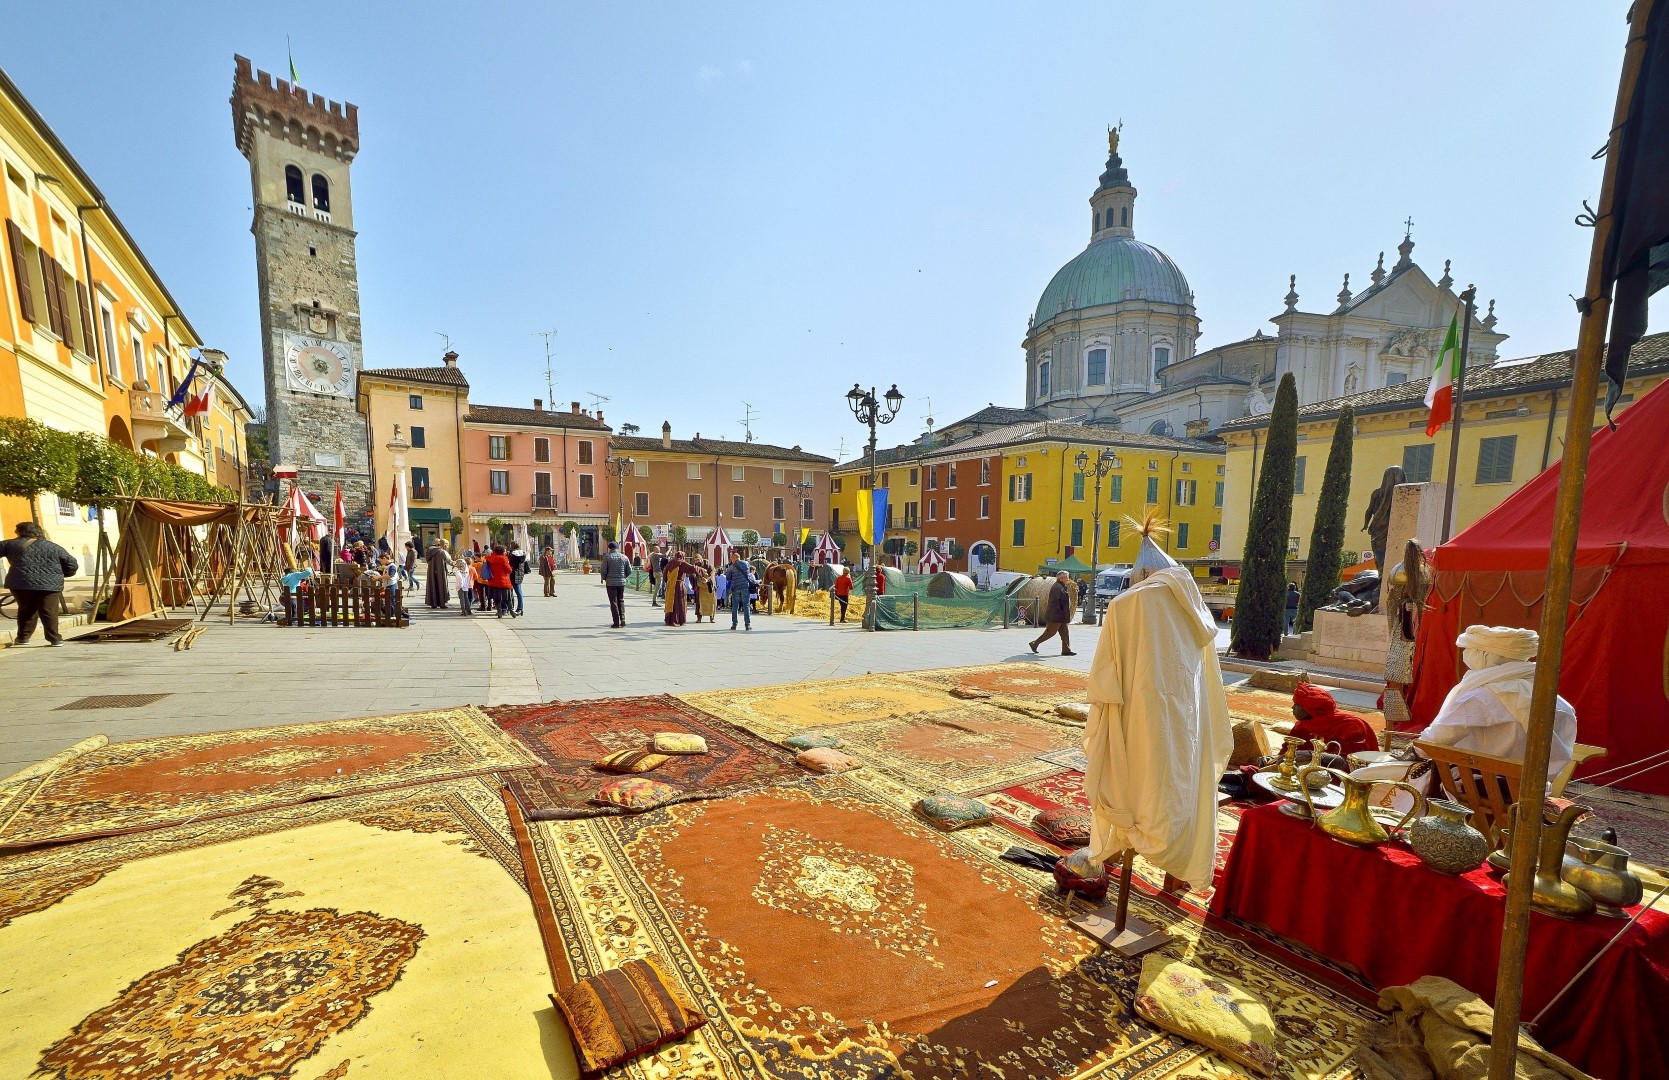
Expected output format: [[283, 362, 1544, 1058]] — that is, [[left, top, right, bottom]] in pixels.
[[1487, 4, 1654, 1075]]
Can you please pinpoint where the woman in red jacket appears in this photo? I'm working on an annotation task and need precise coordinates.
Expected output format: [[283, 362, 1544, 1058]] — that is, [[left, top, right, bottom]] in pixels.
[[485, 544, 517, 618]]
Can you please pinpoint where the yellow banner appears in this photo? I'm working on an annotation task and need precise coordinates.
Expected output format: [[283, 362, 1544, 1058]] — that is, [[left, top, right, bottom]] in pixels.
[[856, 491, 874, 545], [799, 525, 810, 544]]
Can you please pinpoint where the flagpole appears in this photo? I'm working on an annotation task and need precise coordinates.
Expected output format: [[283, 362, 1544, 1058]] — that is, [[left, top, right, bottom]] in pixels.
[[1487, 2, 1655, 1075], [1439, 286, 1477, 543]]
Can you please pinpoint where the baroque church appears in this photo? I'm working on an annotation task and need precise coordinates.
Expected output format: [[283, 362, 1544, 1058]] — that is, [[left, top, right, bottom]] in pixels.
[[937, 131, 1508, 443]]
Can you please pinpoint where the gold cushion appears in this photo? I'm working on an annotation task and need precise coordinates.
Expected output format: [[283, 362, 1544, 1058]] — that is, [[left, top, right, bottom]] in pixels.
[[595, 749, 671, 774], [551, 957, 706, 1076], [650, 732, 708, 755], [1229, 720, 1274, 767], [795, 747, 861, 774], [1134, 956, 1279, 1076]]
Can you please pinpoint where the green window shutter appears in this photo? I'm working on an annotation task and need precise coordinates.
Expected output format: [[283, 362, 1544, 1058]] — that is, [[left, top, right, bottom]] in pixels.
[[1293, 456, 1307, 494], [1108, 520, 1120, 546], [1146, 476, 1159, 504], [1072, 474, 1085, 500], [1110, 475, 1123, 502], [1070, 519, 1083, 546]]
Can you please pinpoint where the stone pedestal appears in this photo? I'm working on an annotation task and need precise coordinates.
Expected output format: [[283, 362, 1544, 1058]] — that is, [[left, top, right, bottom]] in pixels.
[[1380, 482, 1444, 608], [1311, 609, 1391, 673]]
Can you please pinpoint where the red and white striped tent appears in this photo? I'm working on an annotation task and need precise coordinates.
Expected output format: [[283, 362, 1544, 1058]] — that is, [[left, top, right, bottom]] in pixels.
[[280, 483, 327, 541], [704, 526, 735, 565], [620, 523, 648, 563], [918, 547, 947, 574], [813, 532, 842, 565]]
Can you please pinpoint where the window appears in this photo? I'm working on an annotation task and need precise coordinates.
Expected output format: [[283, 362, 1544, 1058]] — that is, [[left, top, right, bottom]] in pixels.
[[1181, 462, 1191, 473], [490, 469, 510, 495], [489, 435, 509, 460], [577, 441, 593, 465], [409, 394, 423, 410], [732, 465, 746, 481], [979, 459, 990, 485], [979, 495, 990, 518], [1288, 536, 1301, 556], [688, 494, 702, 517], [1178, 523, 1191, 549], [858, 474, 871, 489], [1037, 360, 1050, 398], [908, 468, 918, 485], [311, 173, 330, 212], [926, 467, 937, 490], [533, 472, 554, 508], [1153, 346, 1171, 376], [928, 500, 937, 521], [1086, 348, 1107, 385], [1386, 372, 1409, 386], [686, 461, 701, 480], [1007, 474, 1033, 501], [1012, 519, 1026, 546], [98, 303, 119, 381], [773, 497, 785, 520], [880, 472, 890, 488], [533, 437, 549, 462], [410, 426, 426, 449], [1070, 519, 1084, 547], [410, 466, 431, 500], [633, 458, 649, 476], [131, 332, 147, 386], [1402, 443, 1435, 483], [1293, 456, 1307, 494], [1120, 206, 1129, 227], [1146, 476, 1159, 504], [153, 347, 170, 394], [947, 497, 956, 518], [831, 477, 843, 493], [1476, 435, 1518, 485], [1108, 520, 1121, 546], [802, 498, 814, 519], [283, 165, 304, 205], [1214, 481, 1225, 508], [1212, 524, 1222, 547], [1175, 479, 1197, 506], [948, 463, 958, 486], [634, 492, 649, 516], [772, 468, 786, 484], [576, 474, 594, 499], [1072, 474, 1085, 501], [1110, 475, 1123, 502], [733, 495, 746, 518], [831, 509, 842, 530], [1148, 459, 1158, 470]]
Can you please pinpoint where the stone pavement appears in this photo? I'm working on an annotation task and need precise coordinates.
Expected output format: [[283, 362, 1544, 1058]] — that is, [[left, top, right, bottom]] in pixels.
[[1, 571, 1375, 775]]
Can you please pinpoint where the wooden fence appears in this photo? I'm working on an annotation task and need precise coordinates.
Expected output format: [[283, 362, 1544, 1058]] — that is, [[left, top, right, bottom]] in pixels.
[[280, 582, 409, 627]]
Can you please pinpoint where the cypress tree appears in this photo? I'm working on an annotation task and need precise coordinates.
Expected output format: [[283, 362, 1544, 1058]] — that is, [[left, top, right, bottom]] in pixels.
[[1297, 405, 1355, 633], [1230, 372, 1299, 660]]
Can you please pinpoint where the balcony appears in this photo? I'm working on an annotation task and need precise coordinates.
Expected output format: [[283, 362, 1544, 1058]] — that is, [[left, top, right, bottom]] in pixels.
[[127, 386, 193, 454], [531, 494, 558, 512]]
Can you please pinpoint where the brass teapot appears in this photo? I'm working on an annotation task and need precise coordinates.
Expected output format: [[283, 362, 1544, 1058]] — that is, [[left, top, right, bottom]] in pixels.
[[1299, 765, 1425, 846], [1504, 802, 1595, 920]]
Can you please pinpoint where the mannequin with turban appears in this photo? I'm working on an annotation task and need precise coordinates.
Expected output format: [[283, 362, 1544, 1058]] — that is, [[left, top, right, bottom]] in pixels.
[[1289, 682, 1380, 758], [1421, 625, 1578, 778]]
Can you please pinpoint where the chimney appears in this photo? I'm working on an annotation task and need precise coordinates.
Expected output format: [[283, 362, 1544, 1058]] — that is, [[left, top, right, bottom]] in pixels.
[[571, 401, 581, 415], [661, 421, 672, 449], [597, 411, 605, 425], [533, 398, 543, 412], [442, 350, 458, 367]]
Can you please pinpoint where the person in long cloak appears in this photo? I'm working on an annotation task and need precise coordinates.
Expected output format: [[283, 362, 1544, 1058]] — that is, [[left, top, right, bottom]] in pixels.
[[424, 540, 453, 608], [1084, 513, 1233, 889], [662, 552, 700, 626], [695, 557, 718, 622]]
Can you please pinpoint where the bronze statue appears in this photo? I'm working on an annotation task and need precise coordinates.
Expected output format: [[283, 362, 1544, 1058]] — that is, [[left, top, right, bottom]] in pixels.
[[1363, 465, 1405, 576]]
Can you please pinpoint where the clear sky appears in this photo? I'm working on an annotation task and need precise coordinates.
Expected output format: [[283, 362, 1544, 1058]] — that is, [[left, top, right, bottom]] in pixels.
[[4, 2, 1654, 462]]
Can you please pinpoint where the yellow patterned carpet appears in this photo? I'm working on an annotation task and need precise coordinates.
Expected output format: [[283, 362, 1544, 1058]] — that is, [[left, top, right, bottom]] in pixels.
[[680, 674, 959, 741]]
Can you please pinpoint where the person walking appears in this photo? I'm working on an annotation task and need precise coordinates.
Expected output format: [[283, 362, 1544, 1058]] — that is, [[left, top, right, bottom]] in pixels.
[[833, 566, 854, 623], [401, 540, 419, 589], [455, 552, 475, 616], [508, 541, 529, 615], [600, 541, 632, 628], [486, 544, 516, 617], [541, 546, 557, 596], [725, 555, 754, 631], [1284, 581, 1301, 636], [424, 540, 453, 608], [1029, 571, 1078, 657], [1, 522, 79, 646]]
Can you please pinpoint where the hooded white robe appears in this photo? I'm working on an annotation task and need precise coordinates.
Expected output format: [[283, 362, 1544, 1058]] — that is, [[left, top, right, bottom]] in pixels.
[[1083, 565, 1232, 888], [1421, 659, 1578, 780]]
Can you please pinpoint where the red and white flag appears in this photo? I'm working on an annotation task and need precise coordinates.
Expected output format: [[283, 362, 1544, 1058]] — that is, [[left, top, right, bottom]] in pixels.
[[333, 484, 346, 550], [182, 379, 214, 418], [1423, 312, 1462, 436]]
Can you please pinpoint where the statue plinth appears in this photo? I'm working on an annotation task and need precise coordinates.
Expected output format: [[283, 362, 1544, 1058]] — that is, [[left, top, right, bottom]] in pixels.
[[1310, 609, 1391, 673]]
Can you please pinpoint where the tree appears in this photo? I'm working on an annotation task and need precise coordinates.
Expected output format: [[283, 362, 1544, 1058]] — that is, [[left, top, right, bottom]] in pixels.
[[904, 539, 918, 557], [1230, 371, 1299, 660], [670, 524, 688, 548], [770, 531, 787, 547], [976, 545, 997, 565], [1297, 406, 1356, 633], [65, 432, 143, 507], [740, 529, 760, 548], [0, 417, 78, 523], [601, 523, 617, 543], [488, 516, 507, 543], [947, 541, 965, 562], [560, 520, 578, 537]]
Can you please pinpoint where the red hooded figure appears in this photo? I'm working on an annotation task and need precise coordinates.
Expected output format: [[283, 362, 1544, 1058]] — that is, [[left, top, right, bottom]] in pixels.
[[1289, 683, 1379, 758]]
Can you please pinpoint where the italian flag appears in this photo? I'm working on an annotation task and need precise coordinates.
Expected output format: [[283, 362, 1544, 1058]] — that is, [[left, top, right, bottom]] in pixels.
[[1424, 313, 1462, 436]]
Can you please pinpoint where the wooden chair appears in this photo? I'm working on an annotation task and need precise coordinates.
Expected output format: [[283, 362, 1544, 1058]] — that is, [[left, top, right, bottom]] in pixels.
[[1414, 741, 1609, 836]]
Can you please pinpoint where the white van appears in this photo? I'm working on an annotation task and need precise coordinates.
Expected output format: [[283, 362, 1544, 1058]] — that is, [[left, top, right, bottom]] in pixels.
[[1095, 568, 1133, 600]]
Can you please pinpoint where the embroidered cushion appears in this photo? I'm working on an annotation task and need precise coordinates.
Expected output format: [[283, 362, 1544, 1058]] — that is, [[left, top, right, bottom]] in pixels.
[[1229, 719, 1274, 767], [1031, 807, 1092, 847], [551, 957, 707, 1077], [1052, 846, 1109, 899], [1056, 702, 1091, 723], [592, 778, 680, 810], [915, 794, 993, 831], [650, 733, 708, 755], [950, 686, 992, 700], [795, 747, 862, 774], [1133, 956, 1279, 1077], [595, 750, 671, 774], [784, 734, 843, 751]]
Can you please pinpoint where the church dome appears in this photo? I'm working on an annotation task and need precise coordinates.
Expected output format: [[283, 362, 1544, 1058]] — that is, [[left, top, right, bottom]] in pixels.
[[1033, 236, 1193, 327]]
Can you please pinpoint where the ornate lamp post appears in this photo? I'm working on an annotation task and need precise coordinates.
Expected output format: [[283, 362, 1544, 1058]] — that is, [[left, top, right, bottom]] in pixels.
[[846, 383, 903, 630], [605, 454, 635, 547], [788, 478, 814, 564], [1075, 447, 1118, 625]]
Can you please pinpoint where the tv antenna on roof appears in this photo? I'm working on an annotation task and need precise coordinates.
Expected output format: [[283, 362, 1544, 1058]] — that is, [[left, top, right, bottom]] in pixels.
[[921, 397, 935, 439], [586, 391, 610, 411], [834, 436, 848, 461], [435, 331, 453, 353], [738, 401, 759, 443], [534, 329, 558, 404]]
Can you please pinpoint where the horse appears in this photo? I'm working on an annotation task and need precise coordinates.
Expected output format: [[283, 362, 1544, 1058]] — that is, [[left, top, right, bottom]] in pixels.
[[764, 563, 798, 613]]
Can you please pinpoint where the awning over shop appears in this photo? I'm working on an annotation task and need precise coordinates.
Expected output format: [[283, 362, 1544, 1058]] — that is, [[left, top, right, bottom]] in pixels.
[[408, 508, 453, 524]]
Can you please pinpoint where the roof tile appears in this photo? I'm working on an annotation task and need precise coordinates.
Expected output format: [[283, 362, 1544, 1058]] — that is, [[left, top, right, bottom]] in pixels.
[[467, 404, 610, 430], [610, 435, 833, 464], [360, 365, 470, 389]]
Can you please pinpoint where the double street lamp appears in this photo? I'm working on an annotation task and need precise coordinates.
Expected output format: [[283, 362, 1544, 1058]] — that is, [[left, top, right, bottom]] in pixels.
[[846, 383, 904, 630], [788, 479, 814, 559], [606, 454, 635, 556], [1074, 447, 1118, 625]]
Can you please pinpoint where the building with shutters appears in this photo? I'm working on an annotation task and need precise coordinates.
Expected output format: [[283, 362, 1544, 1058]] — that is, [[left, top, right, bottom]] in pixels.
[[2, 65, 252, 567], [356, 352, 470, 549], [464, 400, 612, 556], [1214, 333, 1669, 564], [828, 445, 924, 567]]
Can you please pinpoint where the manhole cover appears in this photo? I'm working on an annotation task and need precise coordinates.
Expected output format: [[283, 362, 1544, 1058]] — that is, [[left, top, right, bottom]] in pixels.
[[55, 693, 172, 711]]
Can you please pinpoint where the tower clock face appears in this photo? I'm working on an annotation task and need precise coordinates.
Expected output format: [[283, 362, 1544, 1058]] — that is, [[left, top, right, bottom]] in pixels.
[[283, 333, 355, 397]]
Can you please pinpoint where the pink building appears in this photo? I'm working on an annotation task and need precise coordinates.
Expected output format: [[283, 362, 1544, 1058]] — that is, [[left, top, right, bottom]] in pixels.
[[463, 400, 612, 555]]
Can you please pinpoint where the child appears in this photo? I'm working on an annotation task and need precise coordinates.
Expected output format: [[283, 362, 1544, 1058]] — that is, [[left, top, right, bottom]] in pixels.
[[455, 554, 475, 616]]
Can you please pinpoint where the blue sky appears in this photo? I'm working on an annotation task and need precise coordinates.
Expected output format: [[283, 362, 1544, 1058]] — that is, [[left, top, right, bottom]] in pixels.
[[5, 2, 1653, 461]]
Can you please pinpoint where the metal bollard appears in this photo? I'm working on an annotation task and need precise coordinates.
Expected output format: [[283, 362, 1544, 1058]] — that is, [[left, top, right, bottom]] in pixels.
[[912, 594, 919, 631], [829, 592, 835, 626]]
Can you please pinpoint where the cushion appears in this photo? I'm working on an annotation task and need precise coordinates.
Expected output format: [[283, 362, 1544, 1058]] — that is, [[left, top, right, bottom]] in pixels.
[[1229, 719, 1274, 767], [592, 777, 680, 810], [795, 747, 862, 774], [915, 794, 994, 831], [1052, 849, 1109, 900], [550, 957, 707, 1077], [784, 734, 843, 751], [950, 686, 992, 700], [1133, 956, 1279, 1077], [1056, 702, 1091, 723], [650, 733, 708, 755], [1032, 807, 1092, 847], [595, 750, 671, 774]]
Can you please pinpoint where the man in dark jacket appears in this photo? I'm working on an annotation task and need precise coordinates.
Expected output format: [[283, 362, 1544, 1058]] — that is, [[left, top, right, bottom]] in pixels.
[[1029, 570, 1078, 657], [1, 522, 79, 646], [600, 541, 633, 627], [1285, 581, 1301, 634]]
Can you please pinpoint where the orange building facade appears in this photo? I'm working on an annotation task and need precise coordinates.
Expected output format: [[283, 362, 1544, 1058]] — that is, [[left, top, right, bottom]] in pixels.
[[462, 400, 612, 555]]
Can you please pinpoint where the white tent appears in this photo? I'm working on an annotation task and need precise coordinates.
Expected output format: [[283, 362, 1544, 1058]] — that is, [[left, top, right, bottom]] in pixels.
[[704, 526, 735, 565], [814, 532, 842, 565], [918, 547, 947, 574], [282, 483, 327, 541], [620, 523, 648, 563]]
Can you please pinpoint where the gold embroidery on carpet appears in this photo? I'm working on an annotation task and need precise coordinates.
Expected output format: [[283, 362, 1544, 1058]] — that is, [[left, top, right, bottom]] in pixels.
[[0, 869, 105, 929], [171, 743, 386, 777], [350, 801, 496, 861], [210, 874, 307, 920]]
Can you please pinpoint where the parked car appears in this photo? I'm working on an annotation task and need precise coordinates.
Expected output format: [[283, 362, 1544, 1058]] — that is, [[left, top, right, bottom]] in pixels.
[[1095, 568, 1134, 600]]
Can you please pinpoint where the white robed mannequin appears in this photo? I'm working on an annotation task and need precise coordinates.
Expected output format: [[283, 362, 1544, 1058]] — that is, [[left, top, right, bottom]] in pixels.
[[1421, 625, 1578, 781], [1084, 523, 1232, 889]]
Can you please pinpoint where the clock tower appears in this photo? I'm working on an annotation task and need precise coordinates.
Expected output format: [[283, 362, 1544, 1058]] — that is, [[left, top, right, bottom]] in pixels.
[[230, 55, 371, 516]]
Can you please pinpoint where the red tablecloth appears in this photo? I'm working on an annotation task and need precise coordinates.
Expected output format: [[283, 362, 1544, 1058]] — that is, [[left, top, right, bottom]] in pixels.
[[1210, 803, 1669, 1080]]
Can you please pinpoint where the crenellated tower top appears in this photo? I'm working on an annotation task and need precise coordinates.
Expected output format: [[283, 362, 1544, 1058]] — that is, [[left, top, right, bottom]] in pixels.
[[231, 54, 359, 163]]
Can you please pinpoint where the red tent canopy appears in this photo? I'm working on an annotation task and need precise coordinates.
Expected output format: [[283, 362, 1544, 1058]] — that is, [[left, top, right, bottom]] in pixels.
[[1407, 377, 1669, 795]]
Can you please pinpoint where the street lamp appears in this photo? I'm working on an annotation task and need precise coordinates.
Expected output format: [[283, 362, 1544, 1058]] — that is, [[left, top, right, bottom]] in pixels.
[[846, 383, 904, 630], [606, 454, 635, 553], [788, 478, 814, 563], [1075, 447, 1118, 625]]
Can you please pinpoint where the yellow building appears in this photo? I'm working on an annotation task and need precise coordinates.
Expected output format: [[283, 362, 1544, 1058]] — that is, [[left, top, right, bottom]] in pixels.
[[355, 354, 471, 548], [1216, 333, 1669, 562], [828, 444, 924, 563]]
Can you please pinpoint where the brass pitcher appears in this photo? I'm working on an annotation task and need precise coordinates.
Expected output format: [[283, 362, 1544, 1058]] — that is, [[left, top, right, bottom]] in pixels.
[[1505, 802, 1595, 920], [1298, 765, 1424, 846]]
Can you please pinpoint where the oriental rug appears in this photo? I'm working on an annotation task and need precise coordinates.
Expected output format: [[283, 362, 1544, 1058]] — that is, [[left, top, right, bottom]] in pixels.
[[901, 662, 1090, 711], [1224, 685, 1387, 736], [790, 703, 1077, 793], [522, 779, 1381, 1079], [484, 696, 801, 819], [0, 707, 539, 850], [0, 777, 577, 1080], [679, 675, 960, 742]]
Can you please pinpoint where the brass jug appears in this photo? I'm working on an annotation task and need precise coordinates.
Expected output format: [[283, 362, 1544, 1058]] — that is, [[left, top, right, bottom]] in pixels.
[[1563, 838, 1643, 918], [1505, 802, 1595, 920], [1299, 765, 1424, 846]]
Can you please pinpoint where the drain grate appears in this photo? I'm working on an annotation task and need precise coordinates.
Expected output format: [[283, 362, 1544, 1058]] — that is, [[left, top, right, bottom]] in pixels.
[[55, 693, 173, 711]]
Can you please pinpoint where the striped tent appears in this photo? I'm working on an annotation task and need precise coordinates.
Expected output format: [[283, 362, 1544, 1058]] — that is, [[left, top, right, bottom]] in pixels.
[[918, 546, 947, 573], [814, 532, 842, 564], [704, 526, 735, 565], [620, 523, 647, 562]]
